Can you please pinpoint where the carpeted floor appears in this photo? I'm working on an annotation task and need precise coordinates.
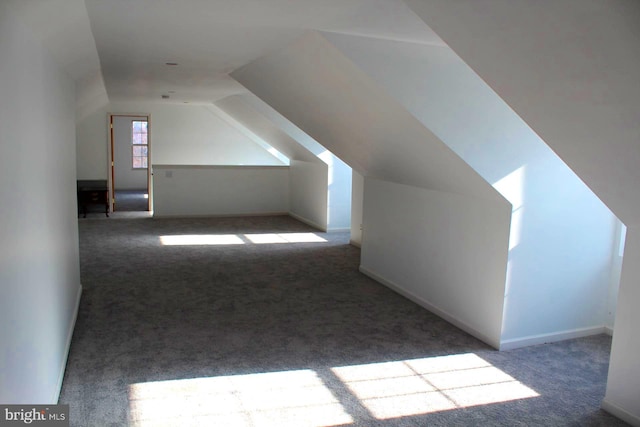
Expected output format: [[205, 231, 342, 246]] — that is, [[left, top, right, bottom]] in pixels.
[[59, 215, 628, 426], [115, 190, 148, 212]]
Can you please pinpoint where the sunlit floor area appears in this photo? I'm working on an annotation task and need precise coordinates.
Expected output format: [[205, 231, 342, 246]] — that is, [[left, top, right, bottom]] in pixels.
[[127, 354, 540, 426], [128, 370, 354, 427], [60, 216, 627, 426]]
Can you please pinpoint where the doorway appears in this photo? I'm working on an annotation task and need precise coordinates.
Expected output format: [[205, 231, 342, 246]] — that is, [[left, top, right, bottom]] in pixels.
[[109, 114, 151, 213]]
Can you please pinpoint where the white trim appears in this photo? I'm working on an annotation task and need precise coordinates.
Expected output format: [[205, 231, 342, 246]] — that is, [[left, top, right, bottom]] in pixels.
[[108, 113, 152, 213], [131, 118, 149, 170], [605, 326, 614, 336], [153, 212, 289, 219], [147, 114, 153, 212], [288, 211, 327, 232], [359, 265, 500, 349], [106, 113, 113, 213], [152, 164, 289, 170], [108, 112, 150, 118], [499, 325, 606, 351], [327, 227, 351, 233], [602, 399, 640, 426], [53, 284, 82, 403], [349, 239, 362, 248]]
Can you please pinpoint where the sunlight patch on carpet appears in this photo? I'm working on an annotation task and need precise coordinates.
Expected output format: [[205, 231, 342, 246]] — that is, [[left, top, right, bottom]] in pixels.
[[160, 234, 245, 246], [331, 353, 539, 420], [159, 232, 327, 246], [128, 370, 353, 427], [244, 233, 327, 244]]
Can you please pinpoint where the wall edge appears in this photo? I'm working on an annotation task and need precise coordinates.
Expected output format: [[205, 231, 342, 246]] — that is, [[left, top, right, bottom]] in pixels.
[[602, 399, 640, 427], [359, 265, 500, 350], [500, 326, 607, 351], [288, 211, 327, 232], [53, 283, 83, 403]]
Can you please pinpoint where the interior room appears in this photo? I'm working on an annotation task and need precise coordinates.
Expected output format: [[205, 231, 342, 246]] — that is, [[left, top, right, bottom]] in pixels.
[[1, 0, 639, 425]]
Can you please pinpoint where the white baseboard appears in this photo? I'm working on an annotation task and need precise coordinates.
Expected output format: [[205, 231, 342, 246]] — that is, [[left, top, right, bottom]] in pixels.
[[349, 239, 361, 248], [53, 283, 82, 403], [499, 325, 607, 351], [153, 211, 289, 219], [602, 399, 640, 426], [288, 212, 327, 232], [327, 227, 351, 233], [605, 326, 614, 336], [359, 265, 500, 350]]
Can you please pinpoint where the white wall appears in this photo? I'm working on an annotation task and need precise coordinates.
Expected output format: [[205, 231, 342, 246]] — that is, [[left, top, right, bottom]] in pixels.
[[405, 0, 640, 227], [241, 92, 335, 158], [76, 102, 285, 182], [0, 7, 82, 403], [324, 153, 352, 232], [404, 1, 640, 420], [289, 160, 328, 230], [76, 104, 109, 180], [75, 69, 108, 123], [232, 31, 511, 348], [113, 116, 147, 190], [240, 92, 356, 228], [215, 95, 331, 230], [76, 99, 350, 223], [218, 94, 352, 231], [152, 165, 289, 217], [77, 102, 287, 216], [361, 178, 511, 348], [232, 32, 500, 202], [132, 103, 284, 166], [605, 226, 640, 424], [607, 223, 627, 331], [215, 95, 317, 163], [325, 33, 620, 346], [350, 170, 364, 247]]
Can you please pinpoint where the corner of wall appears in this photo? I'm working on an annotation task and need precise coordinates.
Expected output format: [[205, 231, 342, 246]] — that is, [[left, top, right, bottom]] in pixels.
[[53, 284, 83, 403], [601, 399, 640, 427], [359, 265, 501, 350], [360, 178, 508, 351], [288, 212, 327, 232], [499, 326, 607, 351]]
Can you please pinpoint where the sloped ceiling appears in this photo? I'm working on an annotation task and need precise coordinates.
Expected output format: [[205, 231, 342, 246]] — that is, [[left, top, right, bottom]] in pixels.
[[215, 95, 319, 164], [83, 0, 443, 104], [232, 32, 503, 202], [239, 93, 333, 159], [405, 0, 640, 225], [4, 0, 101, 80], [1, 0, 108, 119]]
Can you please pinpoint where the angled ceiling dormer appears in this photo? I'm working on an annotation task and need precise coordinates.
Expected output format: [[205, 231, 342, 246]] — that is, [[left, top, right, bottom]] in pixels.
[[232, 31, 503, 203], [214, 95, 318, 164], [405, 0, 640, 227], [318, 29, 620, 349]]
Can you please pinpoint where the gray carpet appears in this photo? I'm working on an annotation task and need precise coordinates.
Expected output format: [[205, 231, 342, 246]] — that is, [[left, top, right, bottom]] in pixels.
[[115, 190, 148, 212], [60, 215, 627, 426]]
